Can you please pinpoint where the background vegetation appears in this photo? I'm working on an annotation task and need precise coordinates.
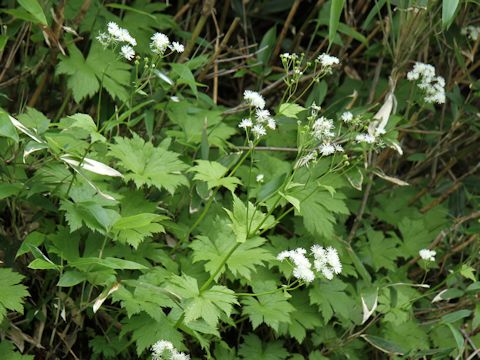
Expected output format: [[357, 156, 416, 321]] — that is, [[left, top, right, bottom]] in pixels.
[[0, 0, 479, 359]]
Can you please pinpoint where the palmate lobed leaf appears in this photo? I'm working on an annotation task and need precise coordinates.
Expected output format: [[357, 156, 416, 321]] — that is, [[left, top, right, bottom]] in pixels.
[[165, 274, 237, 329], [242, 281, 295, 331], [191, 217, 274, 280], [190, 160, 242, 193], [0, 268, 29, 322], [109, 133, 188, 194]]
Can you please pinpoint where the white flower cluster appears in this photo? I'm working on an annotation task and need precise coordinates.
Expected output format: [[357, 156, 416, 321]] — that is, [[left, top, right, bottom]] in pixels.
[[311, 245, 342, 280], [419, 249, 436, 262], [311, 116, 343, 157], [96, 22, 137, 61], [277, 245, 342, 283], [340, 111, 353, 123], [355, 133, 376, 144], [150, 33, 185, 55], [240, 91, 276, 138], [461, 25, 480, 41], [317, 53, 340, 73], [407, 62, 446, 104], [151, 340, 190, 360]]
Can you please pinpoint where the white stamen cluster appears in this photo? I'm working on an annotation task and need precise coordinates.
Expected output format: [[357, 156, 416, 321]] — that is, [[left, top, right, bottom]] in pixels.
[[461, 25, 480, 41], [170, 41, 185, 53], [419, 249, 436, 262], [355, 133, 376, 144], [278, 245, 342, 283], [317, 53, 340, 73], [311, 245, 342, 280], [319, 143, 343, 156], [407, 62, 446, 104], [96, 22, 137, 60], [151, 340, 190, 360], [238, 118, 253, 129], [340, 111, 353, 123], [256, 174, 264, 183]]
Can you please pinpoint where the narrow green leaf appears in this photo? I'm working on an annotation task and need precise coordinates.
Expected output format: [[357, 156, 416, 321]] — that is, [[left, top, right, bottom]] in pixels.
[[361, 334, 404, 355], [58, 271, 87, 287], [329, 0, 345, 48], [17, 0, 48, 25], [442, 0, 460, 29]]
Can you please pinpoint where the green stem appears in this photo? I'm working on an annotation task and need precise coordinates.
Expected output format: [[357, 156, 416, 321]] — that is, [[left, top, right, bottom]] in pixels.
[[199, 242, 241, 293]]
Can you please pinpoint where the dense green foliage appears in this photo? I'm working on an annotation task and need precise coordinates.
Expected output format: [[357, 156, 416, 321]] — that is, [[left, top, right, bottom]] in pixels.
[[0, 0, 479, 359]]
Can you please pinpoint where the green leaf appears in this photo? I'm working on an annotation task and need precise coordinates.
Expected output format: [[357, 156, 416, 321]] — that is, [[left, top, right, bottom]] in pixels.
[[242, 281, 294, 331], [28, 258, 60, 270], [58, 271, 87, 287], [239, 334, 288, 360], [111, 213, 166, 248], [56, 43, 130, 103], [0, 183, 23, 200], [0, 342, 34, 360], [121, 313, 183, 356], [278, 291, 322, 342], [359, 228, 400, 271], [361, 334, 405, 355], [257, 26, 277, 65], [0, 35, 8, 51], [445, 323, 464, 354], [191, 218, 274, 280], [60, 199, 117, 233], [17, 0, 47, 25], [442, 0, 459, 29], [110, 133, 188, 194], [166, 274, 237, 329], [190, 160, 242, 193], [459, 264, 476, 282], [17, 107, 50, 134], [278, 103, 305, 119], [441, 309, 471, 324], [329, 0, 345, 47], [0, 111, 19, 142], [292, 185, 349, 238], [309, 279, 355, 322], [171, 63, 197, 96], [56, 44, 99, 103], [0, 268, 29, 322], [70, 257, 147, 270], [224, 195, 275, 243]]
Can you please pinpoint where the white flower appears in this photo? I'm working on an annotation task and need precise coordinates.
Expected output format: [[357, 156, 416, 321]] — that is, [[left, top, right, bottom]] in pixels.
[[277, 248, 315, 284], [266, 118, 276, 130], [311, 245, 342, 280], [151, 340, 190, 360], [239, 118, 253, 129], [340, 111, 353, 123], [171, 351, 190, 360], [120, 45, 135, 61], [256, 174, 264, 183], [312, 116, 334, 140], [255, 109, 271, 123], [170, 41, 185, 53], [243, 90, 265, 109], [101, 22, 136, 47], [151, 340, 174, 359], [151, 32, 170, 54], [170, 96, 180, 102], [419, 249, 436, 262], [319, 143, 335, 156], [252, 124, 266, 138], [334, 144, 344, 152], [355, 133, 376, 144], [318, 53, 340, 73], [295, 152, 316, 169]]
